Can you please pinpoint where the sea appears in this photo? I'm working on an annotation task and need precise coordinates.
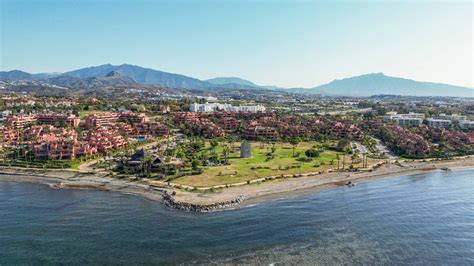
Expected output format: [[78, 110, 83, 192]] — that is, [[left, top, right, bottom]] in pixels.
[[0, 169, 473, 264]]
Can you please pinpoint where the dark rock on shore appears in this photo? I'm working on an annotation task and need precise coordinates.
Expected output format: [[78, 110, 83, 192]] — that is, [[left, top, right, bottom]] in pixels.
[[163, 192, 244, 212]]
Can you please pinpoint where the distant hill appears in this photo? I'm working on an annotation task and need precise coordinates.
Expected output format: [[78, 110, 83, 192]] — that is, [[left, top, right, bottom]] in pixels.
[[98, 71, 137, 84], [206, 77, 259, 87], [62, 64, 213, 89], [206, 77, 289, 90], [309, 73, 473, 97], [34, 72, 62, 79], [0, 70, 35, 80], [0, 70, 61, 80], [47, 71, 137, 89]]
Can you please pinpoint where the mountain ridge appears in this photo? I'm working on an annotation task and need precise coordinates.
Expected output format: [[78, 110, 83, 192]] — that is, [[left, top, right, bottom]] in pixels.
[[0, 70, 36, 80], [61, 64, 213, 89], [1, 65, 472, 97], [309, 73, 472, 97], [206, 77, 259, 87], [45, 71, 137, 89]]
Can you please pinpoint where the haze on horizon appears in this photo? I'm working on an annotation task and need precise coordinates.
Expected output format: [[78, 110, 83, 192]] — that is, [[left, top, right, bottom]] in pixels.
[[0, 0, 472, 88]]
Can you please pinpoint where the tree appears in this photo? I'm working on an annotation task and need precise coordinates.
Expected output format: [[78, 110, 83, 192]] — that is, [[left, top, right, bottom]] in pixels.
[[191, 159, 200, 170], [258, 136, 265, 149], [176, 149, 186, 160], [289, 137, 301, 157], [342, 152, 346, 170], [142, 155, 153, 176], [222, 145, 230, 164], [190, 141, 204, 152], [228, 135, 236, 152], [337, 139, 350, 152], [210, 140, 219, 154], [305, 149, 319, 158], [351, 153, 358, 164]]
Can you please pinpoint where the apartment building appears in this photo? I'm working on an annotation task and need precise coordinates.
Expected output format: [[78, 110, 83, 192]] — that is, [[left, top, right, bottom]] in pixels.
[[5, 115, 37, 129], [383, 112, 424, 127], [190, 103, 266, 113], [244, 126, 278, 140], [426, 118, 451, 129], [37, 114, 80, 127]]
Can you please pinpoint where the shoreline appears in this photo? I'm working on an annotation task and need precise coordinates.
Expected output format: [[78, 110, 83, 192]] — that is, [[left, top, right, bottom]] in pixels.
[[240, 163, 473, 208], [0, 158, 473, 212], [0, 169, 169, 203]]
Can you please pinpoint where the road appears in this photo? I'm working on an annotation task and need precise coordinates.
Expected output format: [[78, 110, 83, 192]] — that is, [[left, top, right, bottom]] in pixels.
[[353, 141, 368, 154], [372, 137, 397, 160]]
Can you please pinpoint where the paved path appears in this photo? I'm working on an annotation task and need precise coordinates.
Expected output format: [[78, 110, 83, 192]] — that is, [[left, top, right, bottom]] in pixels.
[[353, 141, 368, 154], [372, 137, 397, 160]]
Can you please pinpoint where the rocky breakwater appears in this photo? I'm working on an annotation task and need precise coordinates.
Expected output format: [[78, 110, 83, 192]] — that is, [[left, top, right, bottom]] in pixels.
[[163, 192, 244, 212]]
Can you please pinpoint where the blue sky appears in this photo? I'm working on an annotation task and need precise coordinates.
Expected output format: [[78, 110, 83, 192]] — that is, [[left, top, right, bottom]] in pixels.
[[0, 0, 472, 88]]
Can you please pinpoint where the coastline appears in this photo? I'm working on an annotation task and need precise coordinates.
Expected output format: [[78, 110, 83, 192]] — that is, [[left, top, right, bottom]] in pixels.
[[0, 157, 473, 212], [0, 169, 169, 202], [239, 161, 474, 208]]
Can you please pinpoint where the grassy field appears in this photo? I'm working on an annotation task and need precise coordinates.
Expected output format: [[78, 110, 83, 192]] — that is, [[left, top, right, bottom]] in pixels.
[[78, 110, 108, 118], [174, 141, 357, 187]]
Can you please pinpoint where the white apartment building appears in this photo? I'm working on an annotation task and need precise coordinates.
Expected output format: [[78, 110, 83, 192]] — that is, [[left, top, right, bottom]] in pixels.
[[190, 103, 266, 113], [459, 120, 474, 130], [0, 110, 12, 122], [434, 113, 467, 121], [383, 111, 398, 122], [384, 112, 424, 127], [395, 117, 423, 127], [428, 113, 474, 130], [426, 118, 452, 129], [190, 103, 224, 112]]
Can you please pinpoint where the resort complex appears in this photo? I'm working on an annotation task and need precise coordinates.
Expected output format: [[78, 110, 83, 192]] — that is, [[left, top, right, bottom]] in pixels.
[[1, 94, 472, 183], [1, 0, 473, 264], [1, 112, 169, 162]]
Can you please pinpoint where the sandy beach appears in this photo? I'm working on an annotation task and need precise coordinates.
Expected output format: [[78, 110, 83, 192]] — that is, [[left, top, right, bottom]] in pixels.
[[172, 157, 474, 208], [1, 157, 473, 211]]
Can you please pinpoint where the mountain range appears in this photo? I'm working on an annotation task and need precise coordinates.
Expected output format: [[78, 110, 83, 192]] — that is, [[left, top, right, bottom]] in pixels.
[[1, 64, 472, 97], [310, 73, 473, 97], [61, 64, 213, 89], [47, 71, 138, 89], [206, 77, 258, 87]]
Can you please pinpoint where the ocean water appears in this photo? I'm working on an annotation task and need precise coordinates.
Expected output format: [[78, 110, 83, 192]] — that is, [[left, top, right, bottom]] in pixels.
[[0, 170, 473, 264]]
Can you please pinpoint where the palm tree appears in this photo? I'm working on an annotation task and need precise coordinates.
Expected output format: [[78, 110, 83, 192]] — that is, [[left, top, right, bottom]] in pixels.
[[342, 152, 346, 170], [143, 155, 153, 177], [222, 145, 230, 164], [258, 136, 265, 149], [228, 135, 236, 152]]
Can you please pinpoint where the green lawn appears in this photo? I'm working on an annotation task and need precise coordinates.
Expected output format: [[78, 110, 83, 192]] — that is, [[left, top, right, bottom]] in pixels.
[[78, 110, 107, 118], [174, 141, 344, 187]]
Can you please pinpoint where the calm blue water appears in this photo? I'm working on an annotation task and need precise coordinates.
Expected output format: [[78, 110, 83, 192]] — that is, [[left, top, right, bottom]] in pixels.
[[0, 170, 473, 264]]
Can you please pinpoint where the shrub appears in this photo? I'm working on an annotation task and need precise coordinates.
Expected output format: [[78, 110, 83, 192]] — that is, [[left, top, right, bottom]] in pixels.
[[297, 157, 313, 162], [305, 149, 320, 158]]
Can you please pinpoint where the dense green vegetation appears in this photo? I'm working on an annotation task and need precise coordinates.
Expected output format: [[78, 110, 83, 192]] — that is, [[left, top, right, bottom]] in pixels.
[[172, 141, 358, 187]]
